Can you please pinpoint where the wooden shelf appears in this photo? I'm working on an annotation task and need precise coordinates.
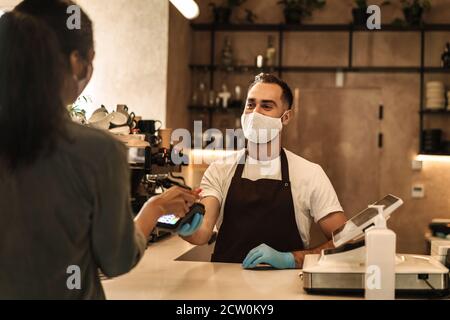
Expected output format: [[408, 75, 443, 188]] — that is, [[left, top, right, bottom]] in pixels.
[[419, 151, 450, 156], [423, 67, 450, 73], [190, 64, 450, 74], [192, 23, 348, 32], [191, 23, 450, 33], [188, 105, 242, 113], [421, 109, 450, 114]]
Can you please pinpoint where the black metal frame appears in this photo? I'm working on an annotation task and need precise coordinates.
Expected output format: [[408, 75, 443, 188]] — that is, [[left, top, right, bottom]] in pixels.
[[191, 23, 450, 32], [190, 23, 450, 155]]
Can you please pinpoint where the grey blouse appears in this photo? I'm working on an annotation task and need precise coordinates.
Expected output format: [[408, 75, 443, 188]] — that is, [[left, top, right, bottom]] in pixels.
[[0, 121, 147, 299]]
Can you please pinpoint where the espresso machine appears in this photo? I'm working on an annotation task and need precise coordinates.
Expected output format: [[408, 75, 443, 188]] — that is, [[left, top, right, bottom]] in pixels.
[[129, 123, 189, 243]]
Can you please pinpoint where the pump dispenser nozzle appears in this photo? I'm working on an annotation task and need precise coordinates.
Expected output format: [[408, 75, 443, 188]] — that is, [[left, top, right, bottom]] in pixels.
[[369, 205, 386, 229]]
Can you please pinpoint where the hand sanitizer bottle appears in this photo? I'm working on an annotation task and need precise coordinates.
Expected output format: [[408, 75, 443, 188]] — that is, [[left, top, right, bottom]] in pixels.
[[365, 205, 396, 300]]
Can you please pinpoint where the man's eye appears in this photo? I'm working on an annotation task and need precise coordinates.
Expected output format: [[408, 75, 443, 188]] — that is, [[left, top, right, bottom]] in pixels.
[[246, 103, 255, 108], [261, 104, 272, 109]]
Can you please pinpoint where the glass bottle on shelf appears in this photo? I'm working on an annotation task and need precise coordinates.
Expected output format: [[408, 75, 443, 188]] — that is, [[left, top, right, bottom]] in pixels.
[[232, 85, 242, 109], [265, 35, 277, 68], [218, 84, 231, 109], [221, 36, 234, 71], [208, 89, 216, 108], [442, 42, 450, 69], [255, 54, 264, 69], [191, 84, 198, 106], [198, 82, 208, 107]]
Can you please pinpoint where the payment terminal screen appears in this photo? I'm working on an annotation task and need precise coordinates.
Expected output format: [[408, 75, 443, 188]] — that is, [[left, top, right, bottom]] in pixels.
[[332, 195, 399, 244], [373, 194, 397, 211], [158, 214, 180, 225]]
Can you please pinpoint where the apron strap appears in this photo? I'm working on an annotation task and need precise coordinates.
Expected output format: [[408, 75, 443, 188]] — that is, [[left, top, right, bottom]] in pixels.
[[280, 148, 290, 183], [233, 151, 247, 179], [233, 149, 290, 183]]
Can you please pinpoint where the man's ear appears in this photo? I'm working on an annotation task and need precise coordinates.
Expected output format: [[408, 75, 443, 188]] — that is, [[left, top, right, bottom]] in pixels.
[[282, 109, 293, 125], [69, 51, 84, 80]]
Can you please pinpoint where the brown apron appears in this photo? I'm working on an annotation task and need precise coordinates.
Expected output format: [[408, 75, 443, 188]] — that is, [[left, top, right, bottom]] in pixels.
[[211, 149, 305, 263]]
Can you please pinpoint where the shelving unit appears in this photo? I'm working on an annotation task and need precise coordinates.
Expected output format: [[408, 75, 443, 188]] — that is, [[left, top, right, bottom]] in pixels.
[[421, 109, 450, 115], [191, 64, 450, 74], [189, 23, 450, 155], [191, 23, 450, 32], [188, 105, 242, 113]]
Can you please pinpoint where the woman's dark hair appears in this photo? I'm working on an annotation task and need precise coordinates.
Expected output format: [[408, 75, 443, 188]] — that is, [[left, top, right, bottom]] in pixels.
[[15, 0, 94, 61], [0, 11, 67, 170]]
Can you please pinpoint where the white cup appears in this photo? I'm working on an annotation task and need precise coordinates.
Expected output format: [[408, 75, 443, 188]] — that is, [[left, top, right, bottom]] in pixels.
[[92, 105, 109, 116], [109, 126, 130, 135], [110, 112, 128, 126], [89, 113, 114, 130]]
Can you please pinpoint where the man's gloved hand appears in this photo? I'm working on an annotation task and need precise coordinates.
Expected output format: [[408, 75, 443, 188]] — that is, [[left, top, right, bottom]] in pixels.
[[177, 213, 203, 237], [242, 243, 296, 269]]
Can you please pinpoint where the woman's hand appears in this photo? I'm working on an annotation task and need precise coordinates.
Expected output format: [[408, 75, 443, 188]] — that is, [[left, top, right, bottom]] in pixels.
[[147, 186, 200, 218], [134, 187, 201, 237]]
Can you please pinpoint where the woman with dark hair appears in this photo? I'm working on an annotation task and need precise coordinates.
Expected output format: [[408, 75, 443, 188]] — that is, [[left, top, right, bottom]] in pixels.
[[0, 0, 199, 299]]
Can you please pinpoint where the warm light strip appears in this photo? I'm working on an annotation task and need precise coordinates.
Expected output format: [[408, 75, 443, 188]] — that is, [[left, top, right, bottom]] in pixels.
[[416, 154, 450, 163], [169, 0, 199, 20]]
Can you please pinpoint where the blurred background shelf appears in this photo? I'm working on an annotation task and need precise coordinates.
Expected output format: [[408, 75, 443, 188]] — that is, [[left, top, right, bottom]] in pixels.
[[189, 21, 450, 156], [419, 151, 450, 156], [421, 109, 450, 115], [191, 64, 450, 74], [188, 105, 242, 113], [191, 23, 450, 32]]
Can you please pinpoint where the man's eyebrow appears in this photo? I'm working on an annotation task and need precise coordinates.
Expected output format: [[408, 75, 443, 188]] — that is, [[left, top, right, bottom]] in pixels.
[[246, 98, 278, 106], [261, 100, 277, 105]]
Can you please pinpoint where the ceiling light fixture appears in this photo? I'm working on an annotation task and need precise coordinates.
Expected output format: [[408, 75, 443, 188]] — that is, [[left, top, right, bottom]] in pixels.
[[169, 0, 199, 20]]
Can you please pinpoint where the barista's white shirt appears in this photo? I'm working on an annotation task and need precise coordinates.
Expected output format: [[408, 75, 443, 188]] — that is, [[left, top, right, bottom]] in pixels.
[[200, 148, 343, 248]]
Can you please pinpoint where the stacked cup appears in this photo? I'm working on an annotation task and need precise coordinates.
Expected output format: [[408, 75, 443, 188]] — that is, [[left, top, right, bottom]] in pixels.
[[426, 81, 446, 110]]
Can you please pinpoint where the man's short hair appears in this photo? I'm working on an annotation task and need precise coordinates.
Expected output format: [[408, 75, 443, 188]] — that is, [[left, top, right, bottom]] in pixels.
[[248, 73, 294, 109]]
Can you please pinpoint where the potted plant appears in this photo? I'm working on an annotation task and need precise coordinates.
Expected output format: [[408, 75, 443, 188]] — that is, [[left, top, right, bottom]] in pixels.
[[68, 95, 94, 124], [352, 0, 390, 26], [277, 0, 326, 25], [209, 0, 247, 24], [400, 0, 430, 26], [67, 104, 87, 124]]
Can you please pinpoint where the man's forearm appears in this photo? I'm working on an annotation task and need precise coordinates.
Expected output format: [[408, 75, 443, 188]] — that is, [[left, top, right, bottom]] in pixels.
[[182, 196, 220, 246], [291, 240, 334, 268], [182, 228, 213, 246]]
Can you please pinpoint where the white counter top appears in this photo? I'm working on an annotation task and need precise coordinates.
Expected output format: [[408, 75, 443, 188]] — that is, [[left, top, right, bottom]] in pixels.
[[102, 235, 357, 300]]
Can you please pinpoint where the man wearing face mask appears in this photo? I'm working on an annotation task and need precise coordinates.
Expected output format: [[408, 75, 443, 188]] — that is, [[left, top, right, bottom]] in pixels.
[[180, 73, 348, 269]]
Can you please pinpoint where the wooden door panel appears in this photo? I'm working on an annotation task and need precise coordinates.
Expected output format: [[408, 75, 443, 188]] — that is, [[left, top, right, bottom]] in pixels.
[[283, 89, 382, 247]]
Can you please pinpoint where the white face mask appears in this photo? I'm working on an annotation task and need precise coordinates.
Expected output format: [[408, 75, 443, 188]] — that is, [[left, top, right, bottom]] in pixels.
[[75, 63, 93, 97], [241, 111, 287, 144]]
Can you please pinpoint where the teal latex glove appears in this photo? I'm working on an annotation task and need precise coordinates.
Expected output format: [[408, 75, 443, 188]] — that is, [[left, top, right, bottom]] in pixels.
[[242, 244, 296, 269], [178, 213, 204, 237]]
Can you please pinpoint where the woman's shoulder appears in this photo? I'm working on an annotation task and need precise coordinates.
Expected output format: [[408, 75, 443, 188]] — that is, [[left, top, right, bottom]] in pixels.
[[66, 121, 115, 141], [62, 121, 127, 164]]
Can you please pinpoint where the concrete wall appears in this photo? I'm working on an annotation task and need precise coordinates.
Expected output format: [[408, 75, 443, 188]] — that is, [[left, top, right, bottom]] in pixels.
[[0, 0, 169, 122], [0, 0, 16, 9], [172, 0, 450, 253], [78, 0, 169, 122]]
